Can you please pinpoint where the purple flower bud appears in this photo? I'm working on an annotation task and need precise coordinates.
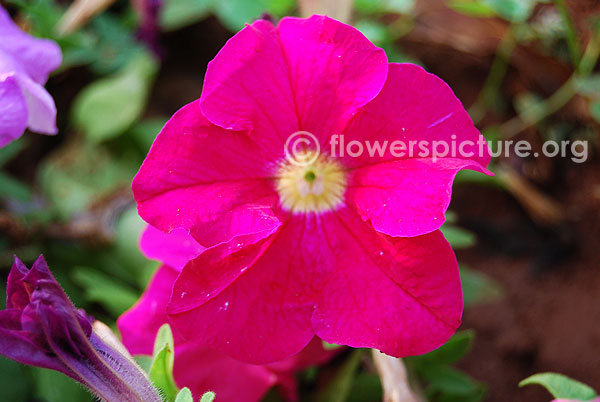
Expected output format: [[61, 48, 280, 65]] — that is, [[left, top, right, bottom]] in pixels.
[[131, 0, 163, 55], [0, 255, 162, 402]]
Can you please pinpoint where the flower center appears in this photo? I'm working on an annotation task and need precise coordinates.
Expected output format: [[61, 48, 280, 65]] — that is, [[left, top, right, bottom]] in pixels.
[[276, 151, 346, 213]]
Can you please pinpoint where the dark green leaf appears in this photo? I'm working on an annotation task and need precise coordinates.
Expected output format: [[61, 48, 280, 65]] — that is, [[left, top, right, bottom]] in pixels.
[[0, 358, 31, 402], [72, 267, 139, 316], [0, 137, 26, 167], [441, 225, 476, 249], [0, 172, 32, 202], [590, 100, 600, 123], [415, 331, 474, 366], [315, 349, 363, 402], [422, 365, 485, 397], [460, 265, 504, 307], [32, 367, 94, 402]]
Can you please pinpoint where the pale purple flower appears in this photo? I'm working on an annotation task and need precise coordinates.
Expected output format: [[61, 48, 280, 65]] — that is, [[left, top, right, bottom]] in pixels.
[[0, 5, 62, 147]]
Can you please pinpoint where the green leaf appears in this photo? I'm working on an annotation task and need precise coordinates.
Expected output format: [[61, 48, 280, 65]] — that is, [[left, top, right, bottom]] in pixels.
[[519, 373, 598, 401], [590, 100, 600, 124], [175, 387, 194, 402], [355, 20, 389, 46], [422, 365, 485, 398], [32, 367, 94, 402], [483, 0, 539, 23], [0, 357, 31, 402], [346, 373, 383, 402], [150, 324, 180, 401], [160, 0, 215, 30], [214, 0, 266, 31], [322, 341, 343, 350], [0, 137, 25, 167], [355, 0, 414, 14], [72, 267, 139, 316], [129, 117, 169, 153], [200, 391, 217, 402], [448, 1, 497, 17], [38, 142, 136, 219], [460, 265, 503, 307], [415, 331, 474, 366], [315, 349, 363, 402], [386, 0, 415, 13], [575, 75, 600, 96], [72, 51, 158, 142], [0, 172, 32, 202], [441, 225, 476, 249], [134, 355, 153, 373]]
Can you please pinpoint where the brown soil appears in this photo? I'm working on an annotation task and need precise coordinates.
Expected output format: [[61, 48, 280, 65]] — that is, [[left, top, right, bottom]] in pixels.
[[451, 159, 600, 402]]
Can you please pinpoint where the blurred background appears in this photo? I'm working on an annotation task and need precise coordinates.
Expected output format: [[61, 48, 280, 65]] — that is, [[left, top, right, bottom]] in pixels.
[[0, 0, 599, 401]]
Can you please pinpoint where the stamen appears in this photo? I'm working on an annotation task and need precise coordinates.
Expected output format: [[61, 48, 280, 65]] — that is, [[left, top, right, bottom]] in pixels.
[[276, 152, 346, 213]]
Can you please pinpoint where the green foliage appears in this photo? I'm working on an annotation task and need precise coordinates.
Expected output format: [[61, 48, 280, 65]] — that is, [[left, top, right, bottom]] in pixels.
[[520, 373, 598, 401], [416, 331, 475, 366], [200, 391, 217, 402], [441, 225, 477, 249], [314, 349, 364, 402], [32, 367, 94, 402], [448, 0, 550, 22], [355, 0, 415, 14], [408, 332, 486, 402], [73, 51, 159, 142], [149, 324, 180, 401], [0, 358, 31, 402], [346, 373, 383, 402], [8, 0, 145, 73], [175, 387, 195, 402], [460, 265, 504, 307], [160, 0, 295, 31], [72, 267, 139, 316], [38, 143, 136, 219]]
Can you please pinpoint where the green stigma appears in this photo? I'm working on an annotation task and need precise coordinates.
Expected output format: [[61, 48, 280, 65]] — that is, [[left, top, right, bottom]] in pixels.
[[304, 170, 317, 183]]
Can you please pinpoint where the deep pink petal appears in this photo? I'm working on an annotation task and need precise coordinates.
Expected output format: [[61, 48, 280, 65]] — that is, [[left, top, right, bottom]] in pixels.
[[118, 266, 279, 402], [199, 15, 388, 147], [118, 265, 333, 402], [169, 207, 460, 362], [168, 217, 326, 364], [312, 209, 462, 357], [117, 265, 178, 355], [132, 100, 281, 247], [347, 158, 482, 237], [140, 225, 205, 270], [0, 74, 27, 147], [341, 63, 491, 236], [341, 63, 490, 168], [199, 19, 298, 154], [276, 15, 388, 141], [174, 343, 277, 402]]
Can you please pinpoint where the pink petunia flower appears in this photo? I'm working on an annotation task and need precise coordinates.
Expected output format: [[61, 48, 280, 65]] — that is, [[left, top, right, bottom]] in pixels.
[[132, 15, 491, 364], [118, 226, 337, 402], [553, 400, 600, 402], [0, 5, 61, 147]]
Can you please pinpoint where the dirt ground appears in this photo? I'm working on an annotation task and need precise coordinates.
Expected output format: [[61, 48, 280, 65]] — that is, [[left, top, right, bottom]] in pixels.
[[452, 159, 600, 402]]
